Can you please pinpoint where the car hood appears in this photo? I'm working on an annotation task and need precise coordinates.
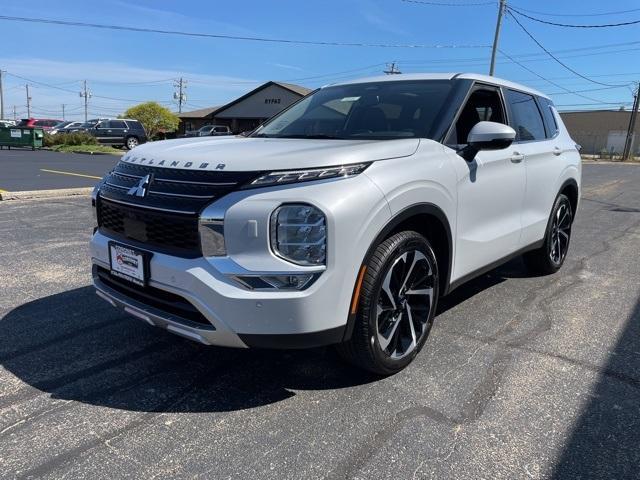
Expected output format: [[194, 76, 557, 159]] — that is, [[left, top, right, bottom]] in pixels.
[[121, 136, 421, 171]]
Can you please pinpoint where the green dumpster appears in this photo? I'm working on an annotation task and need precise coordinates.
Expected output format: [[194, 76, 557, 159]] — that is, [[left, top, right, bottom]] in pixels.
[[0, 127, 44, 150]]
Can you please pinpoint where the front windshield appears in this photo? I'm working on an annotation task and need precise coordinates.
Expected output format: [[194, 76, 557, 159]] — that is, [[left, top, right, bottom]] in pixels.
[[253, 80, 453, 140], [199, 125, 213, 132]]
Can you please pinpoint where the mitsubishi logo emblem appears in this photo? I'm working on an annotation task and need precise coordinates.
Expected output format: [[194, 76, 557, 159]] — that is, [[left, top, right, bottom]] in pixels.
[[127, 174, 152, 197]]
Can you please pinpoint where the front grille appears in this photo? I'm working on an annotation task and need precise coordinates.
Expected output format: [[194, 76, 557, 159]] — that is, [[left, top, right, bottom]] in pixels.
[[96, 267, 212, 328], [97, 161, 261, 256], [98, 200, 200, 255]]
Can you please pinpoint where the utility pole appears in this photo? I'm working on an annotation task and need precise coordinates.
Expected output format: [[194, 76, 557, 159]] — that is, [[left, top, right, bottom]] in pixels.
[[622, 82, 640, 161], [0, 69, 4, 120], [173, 77, 187, 113], [489, 0, 506, 76], [12, 105, 16, 121], [62, 104, 66, 120], [384, 62, 402, 75], [25, 84, 31, 118], [79, 80, 92, 122]]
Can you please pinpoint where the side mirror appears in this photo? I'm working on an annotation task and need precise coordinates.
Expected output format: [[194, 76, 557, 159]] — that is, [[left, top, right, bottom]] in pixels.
[[459, 121, 516, 162]]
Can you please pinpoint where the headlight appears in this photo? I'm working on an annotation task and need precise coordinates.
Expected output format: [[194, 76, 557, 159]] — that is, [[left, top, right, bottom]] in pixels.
[[245, 163, 370, 188], [271, 204, 326, 266]]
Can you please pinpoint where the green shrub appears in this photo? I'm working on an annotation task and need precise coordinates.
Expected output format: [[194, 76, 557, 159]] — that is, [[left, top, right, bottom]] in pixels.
[[44, 131, 99, 147]]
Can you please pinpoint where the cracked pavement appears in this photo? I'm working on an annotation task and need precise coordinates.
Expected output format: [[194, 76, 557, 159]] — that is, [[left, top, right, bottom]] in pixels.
[[1, 163, 639, 479]]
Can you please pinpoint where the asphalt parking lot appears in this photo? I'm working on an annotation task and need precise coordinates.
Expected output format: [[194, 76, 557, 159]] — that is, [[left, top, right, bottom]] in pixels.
[[0, 163, 638, 479], [0, 149, 120, 192]]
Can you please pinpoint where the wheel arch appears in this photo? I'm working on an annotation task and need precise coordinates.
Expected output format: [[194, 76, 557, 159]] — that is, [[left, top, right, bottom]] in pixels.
[[343, 203, 453, 341], [558, 177, 579, 217]]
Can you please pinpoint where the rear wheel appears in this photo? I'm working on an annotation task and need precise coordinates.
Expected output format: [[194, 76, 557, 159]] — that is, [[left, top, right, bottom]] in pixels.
[[125, 136, 139, 150], [337, 231, 439, 375], [524, 193, 573, 275]]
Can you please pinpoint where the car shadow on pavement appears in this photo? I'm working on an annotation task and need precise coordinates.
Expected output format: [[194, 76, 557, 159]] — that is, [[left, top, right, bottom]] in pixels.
[[437, 256, 530, 315], [550, 297, 640, 479], [0, 286, 380, 413], [1, 258, 543, 414]]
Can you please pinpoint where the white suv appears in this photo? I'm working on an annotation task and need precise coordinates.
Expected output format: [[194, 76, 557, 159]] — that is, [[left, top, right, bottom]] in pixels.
[[90, 73, 580, 374]]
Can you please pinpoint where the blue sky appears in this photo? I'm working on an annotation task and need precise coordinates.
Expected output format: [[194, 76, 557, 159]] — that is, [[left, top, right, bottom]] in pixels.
[[1, 0, 639, 121]]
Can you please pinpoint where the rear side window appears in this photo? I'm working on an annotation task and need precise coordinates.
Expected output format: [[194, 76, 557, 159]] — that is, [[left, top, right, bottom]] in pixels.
[[538, 97, 559, 138], [127, 121, 143, 130], [505, 89, 546, 142]]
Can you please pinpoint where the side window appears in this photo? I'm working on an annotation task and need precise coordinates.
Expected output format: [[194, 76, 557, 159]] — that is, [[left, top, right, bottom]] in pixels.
[[110, 120, 127, 129], [447, 87, 506, 145], [97, 121, 109, 128], [506, 90, 546, 142], [538, 97, 558, 138]]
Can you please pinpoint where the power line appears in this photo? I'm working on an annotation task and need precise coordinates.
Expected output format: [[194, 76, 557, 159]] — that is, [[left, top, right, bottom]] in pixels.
[[505, 10, 628, 88], [507, 4, 640, 18], [508, 6, 640, 28], [401, 0, 494, 6], [0, 15, 489, 49], [498, 49, 619, 104]]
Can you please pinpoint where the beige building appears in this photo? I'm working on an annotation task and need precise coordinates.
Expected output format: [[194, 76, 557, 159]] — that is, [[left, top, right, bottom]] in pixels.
[[178, 81, 312, 135], [560, 110, 640, 155]]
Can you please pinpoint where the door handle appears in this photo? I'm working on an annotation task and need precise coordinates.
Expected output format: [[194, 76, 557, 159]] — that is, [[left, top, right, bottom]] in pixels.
[[510, 152, 524, 163], [553, 146, 562, 156]]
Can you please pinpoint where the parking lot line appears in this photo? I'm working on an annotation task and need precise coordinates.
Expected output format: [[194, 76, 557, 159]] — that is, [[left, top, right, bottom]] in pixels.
[[40, 169, 102, 180]]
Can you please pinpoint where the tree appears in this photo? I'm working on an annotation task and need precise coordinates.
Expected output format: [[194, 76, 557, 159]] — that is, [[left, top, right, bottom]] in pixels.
[[123, 102, 180, 140]]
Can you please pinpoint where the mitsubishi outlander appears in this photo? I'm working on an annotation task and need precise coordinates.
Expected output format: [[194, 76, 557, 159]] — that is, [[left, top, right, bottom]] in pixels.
[[90, 73, 581, 374]]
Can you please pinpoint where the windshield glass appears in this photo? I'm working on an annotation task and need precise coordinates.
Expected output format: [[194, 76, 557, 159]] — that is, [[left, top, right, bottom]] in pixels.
[[253, 80, 453, 140], [80, 120, 99, 128]]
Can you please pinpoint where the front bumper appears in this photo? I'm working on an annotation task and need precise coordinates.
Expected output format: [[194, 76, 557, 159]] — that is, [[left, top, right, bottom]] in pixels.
[[91, 231, 347, 349]]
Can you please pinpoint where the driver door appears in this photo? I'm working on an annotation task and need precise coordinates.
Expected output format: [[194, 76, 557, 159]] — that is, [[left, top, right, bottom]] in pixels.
[[445, 85, 526, 281]]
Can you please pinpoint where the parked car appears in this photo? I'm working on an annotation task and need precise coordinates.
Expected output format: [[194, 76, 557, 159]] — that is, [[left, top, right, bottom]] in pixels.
[[50, 121, 84, 135], [91, 73, 581, 374], [0, 119, 16, 128], [74, 118, 148, 150], [16, 118, 62, 132], [184, 124, 231, 137]]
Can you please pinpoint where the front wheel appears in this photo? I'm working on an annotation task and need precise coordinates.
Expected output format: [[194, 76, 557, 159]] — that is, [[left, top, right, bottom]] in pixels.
[[125, 136, 139, 150], [337, 231, 439, 375]]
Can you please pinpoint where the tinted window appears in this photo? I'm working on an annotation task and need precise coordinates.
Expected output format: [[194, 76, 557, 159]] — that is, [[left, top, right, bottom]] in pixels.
[[505, 90, 546, 142], [254, 80, 453, 140], [447, 87, 506, 145], [110, 120, 127, 129], [538, 97, 558, 138]]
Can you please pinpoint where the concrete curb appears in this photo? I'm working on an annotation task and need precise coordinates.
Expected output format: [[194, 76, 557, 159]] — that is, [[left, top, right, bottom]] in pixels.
[[582, 160, 640, 165], [0, 187, 93, 201]]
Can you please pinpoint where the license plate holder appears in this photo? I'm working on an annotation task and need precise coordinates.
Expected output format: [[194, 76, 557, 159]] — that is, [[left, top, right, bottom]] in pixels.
[[108, 241, 151, 286]]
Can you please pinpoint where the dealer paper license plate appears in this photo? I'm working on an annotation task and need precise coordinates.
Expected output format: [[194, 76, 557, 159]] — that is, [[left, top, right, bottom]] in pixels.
[[109, 242, 149, 286]]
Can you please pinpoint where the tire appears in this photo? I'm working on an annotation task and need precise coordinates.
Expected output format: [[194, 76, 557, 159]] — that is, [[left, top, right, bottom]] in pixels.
[[523, 193, 573, 275], [337, 231, 439, 375], [125, 136, 139, 150]]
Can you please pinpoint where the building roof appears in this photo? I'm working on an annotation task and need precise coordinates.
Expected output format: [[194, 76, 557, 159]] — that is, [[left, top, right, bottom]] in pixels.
[[329, 72, 550, 100], [272, 82, 313, 96], [178, 106, 223, 119], [177, 81, 311, 120]]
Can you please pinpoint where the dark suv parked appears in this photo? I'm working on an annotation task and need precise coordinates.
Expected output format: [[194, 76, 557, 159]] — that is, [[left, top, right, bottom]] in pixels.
[[73, 118, 148, 150]]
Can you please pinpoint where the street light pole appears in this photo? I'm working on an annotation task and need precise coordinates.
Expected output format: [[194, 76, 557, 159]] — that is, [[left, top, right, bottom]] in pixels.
[[489, 0, 506, 76]]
